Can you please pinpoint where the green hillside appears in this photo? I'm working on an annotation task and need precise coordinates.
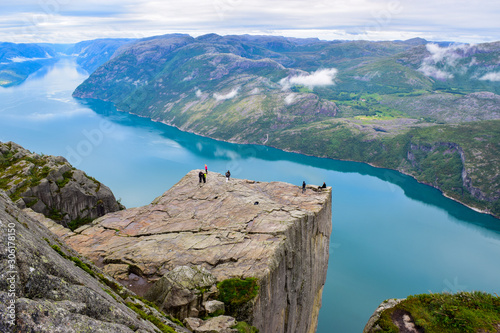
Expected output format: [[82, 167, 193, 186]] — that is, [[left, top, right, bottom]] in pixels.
[[73, 34, 500, 217]]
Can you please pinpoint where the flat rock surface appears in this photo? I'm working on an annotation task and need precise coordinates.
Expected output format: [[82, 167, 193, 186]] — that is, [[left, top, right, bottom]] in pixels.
[[50, 170, 331, 294]]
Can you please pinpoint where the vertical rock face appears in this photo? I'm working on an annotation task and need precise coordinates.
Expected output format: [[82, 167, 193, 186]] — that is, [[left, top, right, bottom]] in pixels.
[[48, 170, 332, 332], [251, 187, 332, 333]]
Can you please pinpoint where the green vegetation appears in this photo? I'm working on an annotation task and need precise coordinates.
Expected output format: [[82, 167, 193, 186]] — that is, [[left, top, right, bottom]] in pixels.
[[217, 277, 259, 315], [232, 321, 260, 333], [376, 292, 500, 333], [125, 302, 176, 333], [56, 170, 73, 188], [68, 216, 93, 231]]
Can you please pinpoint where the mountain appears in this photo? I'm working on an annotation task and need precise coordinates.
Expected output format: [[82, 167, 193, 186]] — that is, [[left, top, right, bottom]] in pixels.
[[72, 33, 500, 217], [65, 38, 136, 74], [0, 38, 137, 87], [0, 42, 58, 87]]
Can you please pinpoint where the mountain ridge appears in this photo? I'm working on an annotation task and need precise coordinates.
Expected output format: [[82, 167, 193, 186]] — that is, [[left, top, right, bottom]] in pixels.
[[71, 33, 500, 217]]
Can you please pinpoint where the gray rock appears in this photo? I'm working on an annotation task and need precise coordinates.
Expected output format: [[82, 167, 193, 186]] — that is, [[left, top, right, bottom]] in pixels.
[[185, 316, 237, 333], [205, 300, 225, 315], [0, 141, 123, 226], [145, 265, 217, 320], [0, 190, 165, 333], [363, 298, 405, 333]]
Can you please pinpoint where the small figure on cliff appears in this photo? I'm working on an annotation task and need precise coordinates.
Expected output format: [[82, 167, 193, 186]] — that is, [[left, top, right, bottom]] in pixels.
[[199, 171, 204, 183], [302, 181, 306, 193], [321, 182, 327, 189], [203, 172, 207, 183], [225, 170, 231, 182], [205, 164, 208, 174]]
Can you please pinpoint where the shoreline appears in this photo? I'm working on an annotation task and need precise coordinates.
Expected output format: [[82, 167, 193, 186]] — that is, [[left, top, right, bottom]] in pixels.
[[95, 99, 498, 220]]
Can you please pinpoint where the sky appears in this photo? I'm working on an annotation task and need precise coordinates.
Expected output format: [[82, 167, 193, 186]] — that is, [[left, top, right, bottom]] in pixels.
[[0, 0, 499, 44]]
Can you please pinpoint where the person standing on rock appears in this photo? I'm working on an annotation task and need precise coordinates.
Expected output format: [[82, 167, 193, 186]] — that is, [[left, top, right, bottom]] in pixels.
[[205, 164, 208, 174], [203, 172, 207, 183], [225, 170, 231, 182], [199, 171, 204, 183], [302, 181, 306, 193]]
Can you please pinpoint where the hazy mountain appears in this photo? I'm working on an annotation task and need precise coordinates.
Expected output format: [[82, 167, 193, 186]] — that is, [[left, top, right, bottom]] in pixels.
[[0, 42, 58, 87]]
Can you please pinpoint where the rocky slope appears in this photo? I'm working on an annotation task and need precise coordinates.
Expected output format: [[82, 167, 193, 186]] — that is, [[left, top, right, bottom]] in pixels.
[[0, 141, 123, 229], [45, 170, 333, 333], [0, 190, 188, 332]]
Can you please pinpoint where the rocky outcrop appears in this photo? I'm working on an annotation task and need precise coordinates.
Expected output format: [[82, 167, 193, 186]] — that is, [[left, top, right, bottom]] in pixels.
[[363, 298, 404, 333], [0, 190, 186, 332], [46, 170, 332, 332], [0, 141, 123, 226]]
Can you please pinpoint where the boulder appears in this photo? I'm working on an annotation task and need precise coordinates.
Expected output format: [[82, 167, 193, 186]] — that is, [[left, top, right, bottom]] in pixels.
[[184, 316, 237, 333], [145, 265, 217, 320]]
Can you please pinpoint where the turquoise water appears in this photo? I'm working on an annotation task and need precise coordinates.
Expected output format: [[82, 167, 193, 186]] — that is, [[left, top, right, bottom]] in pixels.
[[1, 59, 499, 332]]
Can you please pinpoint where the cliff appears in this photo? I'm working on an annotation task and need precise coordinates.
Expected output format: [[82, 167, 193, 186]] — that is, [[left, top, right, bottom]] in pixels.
[[45, 170, 333, 333], [0, 190, 188, 332], [0, 141, 123, 229]]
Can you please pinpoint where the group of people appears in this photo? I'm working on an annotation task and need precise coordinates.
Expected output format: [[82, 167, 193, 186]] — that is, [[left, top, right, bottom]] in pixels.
[[198, 165, 327, 191], [302, 180, 327, 193], [198, 164, 231, 183]]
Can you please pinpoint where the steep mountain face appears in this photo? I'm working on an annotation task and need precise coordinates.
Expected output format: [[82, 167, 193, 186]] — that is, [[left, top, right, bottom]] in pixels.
[[65, 38, 137, 74], [72, 33, 500, 217], [0, 141, 123, 229]]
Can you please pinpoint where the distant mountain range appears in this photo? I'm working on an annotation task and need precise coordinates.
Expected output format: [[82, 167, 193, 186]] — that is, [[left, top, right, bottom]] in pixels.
[[0, 38, 134, 86], [2, 34, 499, 217]]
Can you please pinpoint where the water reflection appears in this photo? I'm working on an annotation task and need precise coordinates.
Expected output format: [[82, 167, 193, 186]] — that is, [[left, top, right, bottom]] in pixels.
[[81, 98, 500, 237]]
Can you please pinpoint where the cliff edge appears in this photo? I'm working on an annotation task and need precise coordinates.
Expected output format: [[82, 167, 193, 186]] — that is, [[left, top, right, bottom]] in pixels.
[[47, 170, 333, 333]]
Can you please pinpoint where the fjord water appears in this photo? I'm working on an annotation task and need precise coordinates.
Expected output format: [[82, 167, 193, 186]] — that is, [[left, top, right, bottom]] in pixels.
[[2, 59, 500, 332]]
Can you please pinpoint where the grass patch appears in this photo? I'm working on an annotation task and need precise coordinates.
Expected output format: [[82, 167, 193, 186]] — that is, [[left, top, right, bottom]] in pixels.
[[50, 244, 69, 259], [70, 256, 96, 278], [232, 321, 259, 333], [125, 302, 176, 333], [376, 292, 500, 333], [217, 277, 259, 314], [68, 216, 93, 231], [56, 170, 73, 188]]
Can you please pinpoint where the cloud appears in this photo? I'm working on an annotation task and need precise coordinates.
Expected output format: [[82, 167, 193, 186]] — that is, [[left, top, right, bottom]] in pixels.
[[213, 87, 239, 101], [417, 43, 477, 80], [418, 64, 454, 80], [1, 0, 500, 44], [280, 68, 338, 90], [195, 89, 203, 98], [284, 93, 296, 105], [479, 72, 500, 82]]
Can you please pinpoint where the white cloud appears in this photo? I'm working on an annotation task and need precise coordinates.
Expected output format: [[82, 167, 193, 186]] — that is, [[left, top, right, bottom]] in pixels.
[[0, 0, 499, 44], [417, 43, 478, 80], [479, 72, 500, 82], [213, 87, 239, 101], [195, 89, 203, 98], [418, 64, 454, 80], [284, 93, 296, 105], [280, 68, 338, 90]]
